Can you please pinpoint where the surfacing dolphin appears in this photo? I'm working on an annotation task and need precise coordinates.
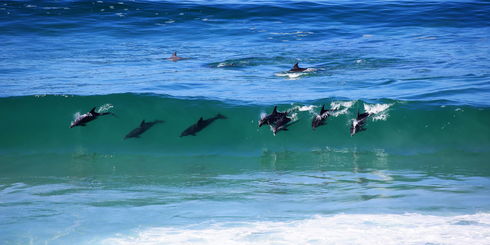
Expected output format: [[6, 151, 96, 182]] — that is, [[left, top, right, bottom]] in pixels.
[[258, 106, 288, 127], [70, 107, 113, 128], [312, 105, 330, 130], [124, 120, 164, 139], [180, 114, 226, 137], [270, 115, 292, 136], [350, 111, 371, 136], [288, 62, 307, 73], [167, 52, 187, 62]]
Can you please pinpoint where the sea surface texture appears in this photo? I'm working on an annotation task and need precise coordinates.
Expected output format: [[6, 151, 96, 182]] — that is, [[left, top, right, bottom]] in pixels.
[[1, 0, 490, 244]]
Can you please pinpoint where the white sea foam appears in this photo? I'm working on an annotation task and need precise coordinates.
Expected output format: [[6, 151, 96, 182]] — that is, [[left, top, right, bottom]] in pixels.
[[101, 213, 490, 245], [73, 112, 82, 121], [97, 104, 114, 113], [364, 103, 392, 121], [329, 101, 354, 117], [274, 72, 303, 79]]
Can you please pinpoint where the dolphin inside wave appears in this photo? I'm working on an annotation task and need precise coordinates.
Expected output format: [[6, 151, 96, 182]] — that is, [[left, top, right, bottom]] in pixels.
[[124, 120, 164, 139]]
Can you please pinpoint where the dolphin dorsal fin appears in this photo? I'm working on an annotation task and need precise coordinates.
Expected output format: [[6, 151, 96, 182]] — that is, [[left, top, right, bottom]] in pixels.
[[320, 105, 327, 114], [140, 120, 145, 126], [199, 117, 203, 122], [90, 107, 97, 114], [272, 106, 278, 114], [172, 52, 177, 57], [292, 62, 299, 70]]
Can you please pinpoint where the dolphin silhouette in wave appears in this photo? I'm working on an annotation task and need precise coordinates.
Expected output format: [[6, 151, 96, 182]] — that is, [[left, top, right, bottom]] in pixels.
[[124, 120, 164, 139], [350, 111, 371, 136], [180, 114, 226, 137], [312, 105, 330, 130]]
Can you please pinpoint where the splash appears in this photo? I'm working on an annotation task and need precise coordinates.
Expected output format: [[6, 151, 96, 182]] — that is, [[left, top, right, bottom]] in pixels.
[[364, 103, 392, 121], [329, 101, 354, 117], [97, 104, 114, 113], [274, 72, 303, 80]]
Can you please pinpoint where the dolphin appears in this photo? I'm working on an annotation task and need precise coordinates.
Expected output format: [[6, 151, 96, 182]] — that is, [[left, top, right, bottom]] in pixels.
[[312, 105, 330, 129], [258, 106, 288, 127], [270, 115, 292, 136], [350, 111, 371, 136], [288, 62, 307, 73], [124, 120, 164, 139], [180, 114, 226, 137], [70, 107, 113, 128], [167, 52, 186, 62]]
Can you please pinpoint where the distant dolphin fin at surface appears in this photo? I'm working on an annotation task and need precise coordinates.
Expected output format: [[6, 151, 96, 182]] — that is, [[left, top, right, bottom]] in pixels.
[[293, 63, 300, 69]]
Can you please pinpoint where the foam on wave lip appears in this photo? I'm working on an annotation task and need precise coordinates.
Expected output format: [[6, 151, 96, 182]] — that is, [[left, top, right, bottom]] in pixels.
[[101, 213, 490, 245], [364, 103, 392, 121]]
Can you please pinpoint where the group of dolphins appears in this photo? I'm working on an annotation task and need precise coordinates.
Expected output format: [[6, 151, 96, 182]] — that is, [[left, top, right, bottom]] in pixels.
[[69, 105, 372, 139], [69, 52, 372, 137], [258, 105, 371, 136], [167, 52, 310, 73]]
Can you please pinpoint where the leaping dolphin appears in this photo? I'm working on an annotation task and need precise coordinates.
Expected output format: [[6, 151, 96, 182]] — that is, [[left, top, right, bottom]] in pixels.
[[350, 111, 371, 136], [167, 52, 186, 62], [70, 107, 113, 128], [180, 114, 226, 137], [258, 106, 288, 127], [288, 62, 307, 73], [124, 120, 164, 139], [312, 105, 330, 129]]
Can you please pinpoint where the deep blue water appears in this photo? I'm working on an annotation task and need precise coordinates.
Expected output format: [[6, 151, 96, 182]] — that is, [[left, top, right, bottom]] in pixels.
[[1, 1, 490, 244], [1, 0, 489, 105]]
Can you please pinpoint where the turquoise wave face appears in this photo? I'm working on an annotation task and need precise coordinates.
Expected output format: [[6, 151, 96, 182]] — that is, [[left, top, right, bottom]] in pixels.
[[1, 94, 489, 176]]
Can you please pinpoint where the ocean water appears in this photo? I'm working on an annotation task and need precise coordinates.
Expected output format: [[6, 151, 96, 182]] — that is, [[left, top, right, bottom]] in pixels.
[[1, 0, 490, 244]]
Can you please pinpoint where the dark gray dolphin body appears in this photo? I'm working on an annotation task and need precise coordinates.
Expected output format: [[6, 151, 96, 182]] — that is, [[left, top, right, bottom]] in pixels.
[[312, 105, 330, 129], [124, 120, 164, 139], [167, 52, 186, 62], [180, 114, 226, 137], [271, 115, 292, 136], [258, 106, 288, 127], [288, 62, 307, 73], [70, 107, 112, 128], [350, 111, 371, 136]]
